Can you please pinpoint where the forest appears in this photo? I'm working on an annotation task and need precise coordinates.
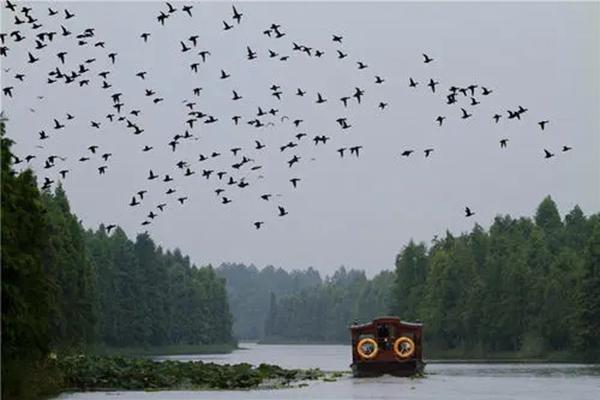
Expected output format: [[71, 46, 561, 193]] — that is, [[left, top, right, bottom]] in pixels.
[[390, 197, 600, 359], [1, 125, 234, 399], [261, 197, 600, 360]]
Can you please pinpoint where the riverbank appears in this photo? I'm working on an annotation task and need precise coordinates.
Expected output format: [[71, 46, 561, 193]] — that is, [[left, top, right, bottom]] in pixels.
[[90, 343, 238, 357]]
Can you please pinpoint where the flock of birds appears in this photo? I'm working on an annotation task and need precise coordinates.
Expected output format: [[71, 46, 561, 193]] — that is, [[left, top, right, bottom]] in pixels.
[[1, 1, 572, 230]]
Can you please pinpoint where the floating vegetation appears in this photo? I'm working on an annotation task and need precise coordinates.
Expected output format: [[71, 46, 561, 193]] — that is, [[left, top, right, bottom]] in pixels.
[[54, 355, 328, 391]]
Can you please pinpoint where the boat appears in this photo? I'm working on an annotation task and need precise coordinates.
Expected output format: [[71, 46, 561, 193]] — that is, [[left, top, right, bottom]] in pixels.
[[350, 316, 425, 377]]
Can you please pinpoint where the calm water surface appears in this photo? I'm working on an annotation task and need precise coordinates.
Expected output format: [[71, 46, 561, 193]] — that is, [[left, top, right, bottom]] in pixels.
[[57, 343, 600, 400]]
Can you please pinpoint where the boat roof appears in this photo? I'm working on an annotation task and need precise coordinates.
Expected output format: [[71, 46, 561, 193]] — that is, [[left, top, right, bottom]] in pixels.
[[350, 316, 423, 330]]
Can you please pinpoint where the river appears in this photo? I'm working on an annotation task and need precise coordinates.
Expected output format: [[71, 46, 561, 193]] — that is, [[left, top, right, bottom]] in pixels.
[[57, 343, 600, 399]]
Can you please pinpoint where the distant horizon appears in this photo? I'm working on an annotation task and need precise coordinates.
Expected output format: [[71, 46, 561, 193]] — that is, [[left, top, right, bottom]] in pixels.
[[35, 181, 593, 277]]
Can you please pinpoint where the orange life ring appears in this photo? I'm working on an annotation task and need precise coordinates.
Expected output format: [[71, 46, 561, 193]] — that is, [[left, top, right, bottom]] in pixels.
[[356, 338, 379, 359], [393, 336, 416, 358]]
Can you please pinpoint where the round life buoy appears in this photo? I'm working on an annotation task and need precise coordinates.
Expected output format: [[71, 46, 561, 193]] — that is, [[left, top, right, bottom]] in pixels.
[[393, 336, 416, 358], [356, 338, 379, 359]]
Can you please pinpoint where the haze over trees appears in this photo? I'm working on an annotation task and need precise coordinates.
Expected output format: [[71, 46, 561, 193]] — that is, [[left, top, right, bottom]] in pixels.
[[216, 263, 322, 339], [264, 268, 394, 343]]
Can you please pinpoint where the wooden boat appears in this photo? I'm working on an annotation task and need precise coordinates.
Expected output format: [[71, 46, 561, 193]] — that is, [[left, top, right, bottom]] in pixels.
[[350, 316, 425, 377]]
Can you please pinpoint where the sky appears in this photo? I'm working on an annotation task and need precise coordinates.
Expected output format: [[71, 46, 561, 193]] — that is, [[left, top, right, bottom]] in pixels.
[[2, 1, 599, 276]]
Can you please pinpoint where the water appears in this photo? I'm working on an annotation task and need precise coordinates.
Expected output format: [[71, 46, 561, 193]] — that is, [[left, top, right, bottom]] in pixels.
[[57, 343, 600, 399]]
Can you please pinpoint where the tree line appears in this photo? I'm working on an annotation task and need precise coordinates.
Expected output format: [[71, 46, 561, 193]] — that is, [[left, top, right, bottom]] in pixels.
[[391, 196, 599, 359], [1, 125, 233, 399]]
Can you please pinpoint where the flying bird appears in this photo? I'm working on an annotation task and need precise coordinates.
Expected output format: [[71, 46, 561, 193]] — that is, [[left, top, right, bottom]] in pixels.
[[232, 5, 243, 24]]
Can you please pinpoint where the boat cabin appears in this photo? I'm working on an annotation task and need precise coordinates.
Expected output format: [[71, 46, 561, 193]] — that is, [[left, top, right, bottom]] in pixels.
[[350, 316, 424, 377]]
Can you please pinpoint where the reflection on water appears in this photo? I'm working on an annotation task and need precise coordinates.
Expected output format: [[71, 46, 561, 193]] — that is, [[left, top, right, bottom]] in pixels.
[[57, 343, 600, 400]]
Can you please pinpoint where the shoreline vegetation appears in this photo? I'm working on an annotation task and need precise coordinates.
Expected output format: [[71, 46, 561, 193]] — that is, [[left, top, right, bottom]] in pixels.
[[92, 343, 238, 358], [43, 354, 341, 394]]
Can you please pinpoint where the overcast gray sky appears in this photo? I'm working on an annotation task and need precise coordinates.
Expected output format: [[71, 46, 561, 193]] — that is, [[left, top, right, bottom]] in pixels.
[[2, 1, 599, 276]]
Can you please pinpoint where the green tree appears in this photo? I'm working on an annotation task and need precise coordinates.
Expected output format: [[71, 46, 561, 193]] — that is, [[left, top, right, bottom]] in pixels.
[[1, 124, 51, 398]]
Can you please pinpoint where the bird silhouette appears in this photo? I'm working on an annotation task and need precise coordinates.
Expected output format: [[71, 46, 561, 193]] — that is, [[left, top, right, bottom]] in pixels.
[[500, 139, 508, 148], [562, 146, 572, 152], [288, 155, 300, 167], [254, 221, 264, 229], [28, 52, 39, 64], [538, 120, 549, 130], [428, 79, 439, 93], [461, 108, 472, 119], [353, 87, 365, 103], [424, 149, 434, 158], [53, 119, 65, 129], [347, 146, 362, 157], [290, 178, 301, 188], [422, 53, 433, 63], [544, 149, 554, 159], [465, 207, 475, 217], [278, 206, 288, 216], [247, 46, 257, 60], [232, 6, 243, 24]]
